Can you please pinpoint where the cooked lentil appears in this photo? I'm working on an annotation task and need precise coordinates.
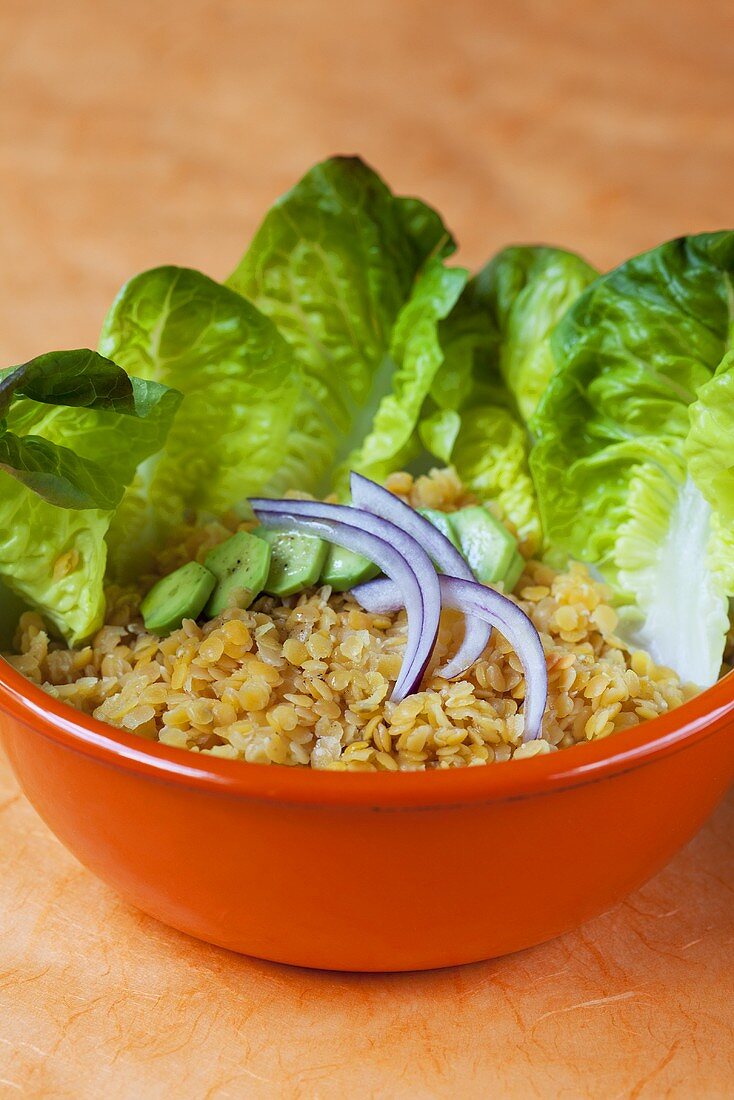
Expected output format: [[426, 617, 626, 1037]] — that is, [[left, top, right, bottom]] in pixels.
[[7, 469, 708, 771]]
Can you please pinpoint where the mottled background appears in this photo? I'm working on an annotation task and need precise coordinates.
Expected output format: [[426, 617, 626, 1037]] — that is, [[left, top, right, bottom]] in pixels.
[[1, 1, 733, 1096], [2, 0, 733, 362]]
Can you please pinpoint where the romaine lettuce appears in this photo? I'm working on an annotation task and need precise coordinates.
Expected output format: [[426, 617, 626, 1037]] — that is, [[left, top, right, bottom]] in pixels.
[[416, 270, 542, 551], [414, 246, 596, 553], [226, 156, 455, 494], [450, 246, 595, 551], [99, 266, 298, 576], [686, 349, 734, 521], [474, 246, 597, 420], [5, 155, 730, 692], [341, 257, 468, 487], [0, 350, 181, 642], [449, 404, 541, 554], [531, 231, 734, 685], [0, 579, 26, 651], [429, 276, 499, 416]]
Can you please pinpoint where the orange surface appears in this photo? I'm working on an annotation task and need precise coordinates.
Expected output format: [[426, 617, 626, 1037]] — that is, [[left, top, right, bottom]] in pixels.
[[1, 0, 734, 1093]]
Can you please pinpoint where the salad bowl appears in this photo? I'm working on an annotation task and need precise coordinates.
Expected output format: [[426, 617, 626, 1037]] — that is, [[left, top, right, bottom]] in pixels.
[[1, 657, 732, 972], [2, 157, 734, 970]]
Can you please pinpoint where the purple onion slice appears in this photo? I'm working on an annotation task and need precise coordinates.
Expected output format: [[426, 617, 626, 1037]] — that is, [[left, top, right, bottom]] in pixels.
[[349, 473, 492, 679], [352, 576, 415, 615], [353, 574, 547, 740], [249, 498, 440, 701]]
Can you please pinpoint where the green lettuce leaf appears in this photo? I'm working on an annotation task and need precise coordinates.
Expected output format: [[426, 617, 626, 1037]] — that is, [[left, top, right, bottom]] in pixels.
[[686, 348, 734, 521], [99, 266, 298, 576], [0, 432, 123, 509], [531, 231, 734, 686], [429, 277, 499, 414], [473, 246, 597, 421], [0, 350, 181, 643], [226, 156, 454, 493], [449, 404, 541, 553], [0, 348, 136, 417], [0, 487, 110, 646], [417, 272, 541, 551], [395, 196, 456, 262], [341, 257, 468, 486], [418, 407, 462, 464], [0, 578, 27, 651], [6, 359, 181, 491]]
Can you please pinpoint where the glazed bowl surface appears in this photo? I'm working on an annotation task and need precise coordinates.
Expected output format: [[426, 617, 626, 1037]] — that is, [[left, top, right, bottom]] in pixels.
[[1, 658, 732, 971]]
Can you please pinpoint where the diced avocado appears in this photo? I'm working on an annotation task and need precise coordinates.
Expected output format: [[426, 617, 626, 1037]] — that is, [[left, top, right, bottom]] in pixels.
[[141, 561, 216, 636], [503, 550, 526, 594], [204, 531, 272, 616], [417, 508, 461, 551], [320, 545, 380, 591], [448, 506, 518, 585], [254, 528, 329, 597]]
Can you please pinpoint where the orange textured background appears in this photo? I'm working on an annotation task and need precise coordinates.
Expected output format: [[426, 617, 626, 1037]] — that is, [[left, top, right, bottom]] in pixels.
[[1, 0, 733, 1095]]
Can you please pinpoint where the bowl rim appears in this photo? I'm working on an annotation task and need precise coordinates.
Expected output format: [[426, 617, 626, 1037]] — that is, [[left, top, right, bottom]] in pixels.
[[1, 656, 733, 808]]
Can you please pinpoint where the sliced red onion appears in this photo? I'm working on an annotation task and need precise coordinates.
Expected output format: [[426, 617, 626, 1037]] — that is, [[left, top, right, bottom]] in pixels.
[[353, 574, 547, 740], [249, 498, 440, 701], [353, 576, 413, 615], [349, 472, 492, 679]]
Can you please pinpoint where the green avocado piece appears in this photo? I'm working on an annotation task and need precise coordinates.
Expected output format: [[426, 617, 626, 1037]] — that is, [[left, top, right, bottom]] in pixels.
[[205, 531, 272, 615], [254, 528, 329, 597], [417, 507, 461, 553], [503, 549, 526, 594], [448, 506, 518, 585], [141, 561, 216, 636], [320, 545, 380, 591]]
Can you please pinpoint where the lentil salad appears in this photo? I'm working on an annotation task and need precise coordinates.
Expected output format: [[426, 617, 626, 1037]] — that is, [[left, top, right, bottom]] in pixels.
[[2, 159, 733, 770]]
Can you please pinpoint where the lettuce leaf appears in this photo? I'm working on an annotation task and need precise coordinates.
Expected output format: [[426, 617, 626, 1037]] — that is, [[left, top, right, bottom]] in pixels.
[[686, 349, 734, 521], [341, 257, 468, 486], [416, 271, 542, 551], [0, 350, 181, 643], [429, 277, 499, 415], [0, 578, 27, 651], [226, 156, 454, 494], [449, 404, 540, 553], [531, 231, 734, 685], [0, 488, 110, 646], [418, 408, 462, 465], [415, 247, 595, 552], [0, 348, 137, 416], [0, 432, 123, 509], [99, 266, 298, 576], [473, 246, 597, 421]]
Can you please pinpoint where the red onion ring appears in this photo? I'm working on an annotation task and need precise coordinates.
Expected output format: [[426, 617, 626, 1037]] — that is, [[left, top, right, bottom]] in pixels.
[[352, 573, 548, 740], [350, 473, 492, 678], [249, 498, 440, 700]]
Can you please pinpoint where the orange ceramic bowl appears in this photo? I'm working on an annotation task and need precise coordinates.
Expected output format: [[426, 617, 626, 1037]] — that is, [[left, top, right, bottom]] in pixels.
[[1, 657, 733, 972]]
